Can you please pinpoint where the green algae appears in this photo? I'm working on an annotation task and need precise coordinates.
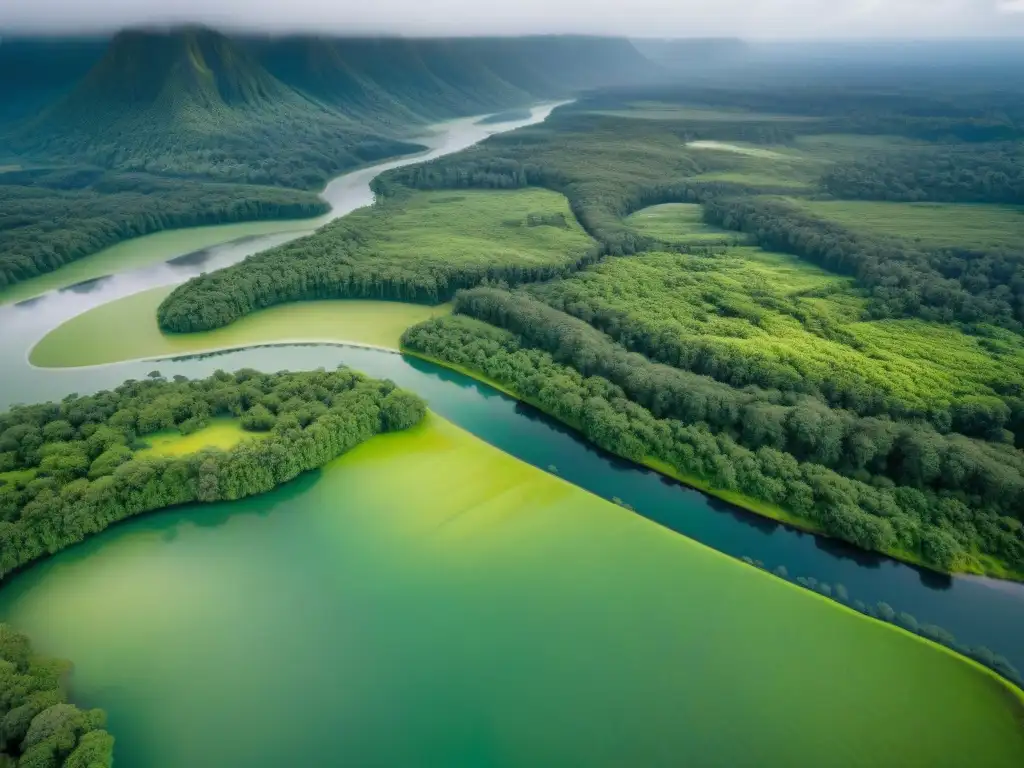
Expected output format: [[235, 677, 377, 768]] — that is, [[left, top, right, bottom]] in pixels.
[[1, 414, 1021, 766]]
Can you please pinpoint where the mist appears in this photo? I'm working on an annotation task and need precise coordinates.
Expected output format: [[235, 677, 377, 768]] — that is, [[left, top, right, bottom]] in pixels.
[[2, 0, 1024, 38]]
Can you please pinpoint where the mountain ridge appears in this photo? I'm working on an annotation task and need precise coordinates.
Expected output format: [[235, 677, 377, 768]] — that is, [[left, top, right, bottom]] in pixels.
[[5, 26, 661, 187]]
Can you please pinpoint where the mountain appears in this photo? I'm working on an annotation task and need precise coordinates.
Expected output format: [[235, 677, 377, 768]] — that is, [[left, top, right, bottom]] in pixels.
[[0, 37, 107, 126], [8, 27, 660, 188], [11, 27, 421, 188], [253, 35, 659, 118]]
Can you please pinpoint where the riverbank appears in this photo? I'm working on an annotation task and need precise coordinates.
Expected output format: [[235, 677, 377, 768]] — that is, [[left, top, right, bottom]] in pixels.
[[29, 287, 450, 367], [401, 348, 1024, 584], [3, 410, 1023, 767]]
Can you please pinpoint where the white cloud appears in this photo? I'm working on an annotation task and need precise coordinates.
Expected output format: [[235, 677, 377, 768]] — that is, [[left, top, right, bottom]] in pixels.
[[0, 0, 1022, 37]]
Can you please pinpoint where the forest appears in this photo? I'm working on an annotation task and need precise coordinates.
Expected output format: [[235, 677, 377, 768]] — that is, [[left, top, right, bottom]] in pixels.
[[0, 171, 327, 291], [155, 189, 600, 332], [0, 624, 113, 768], [524, 247, 1024, 442], [0, 369, 426, 580], [701, 196, 1024, 329], [402, 307, 1023, 577], [153, 89, 1024, 586]]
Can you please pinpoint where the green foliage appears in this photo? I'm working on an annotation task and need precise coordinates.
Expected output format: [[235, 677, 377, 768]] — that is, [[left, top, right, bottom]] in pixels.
[[380, 391, 427, 433], [0, 625, 113, 768], [703, 195, 1024, 329], [0, 368, 425, 580], [157, 189, 598, 332], [526, 247, 1024, 437], [0, 172, 327, 290], [240, 405, 275, 432], [415, 289, 1024, 575], [624, 203, 745, 246], [791, 198, 1024, 252], [822, 144, 1024, 204]]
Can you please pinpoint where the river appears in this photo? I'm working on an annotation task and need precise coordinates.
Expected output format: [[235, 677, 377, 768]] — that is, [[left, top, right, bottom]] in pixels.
[[0, 103, 1022, 766]]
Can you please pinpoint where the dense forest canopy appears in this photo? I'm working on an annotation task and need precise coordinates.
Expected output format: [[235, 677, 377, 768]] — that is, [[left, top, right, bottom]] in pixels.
[[0, 368, 426, 580], [155, 188, 600, 332], [0, 171, 327, 291], [0, 624, 114, 768]]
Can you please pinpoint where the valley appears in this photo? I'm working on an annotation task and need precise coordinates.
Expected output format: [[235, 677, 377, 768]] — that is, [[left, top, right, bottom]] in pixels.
[[1, 23, 1023, 768]]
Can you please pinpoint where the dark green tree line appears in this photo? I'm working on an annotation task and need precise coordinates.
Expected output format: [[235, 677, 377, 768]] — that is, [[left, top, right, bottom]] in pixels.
[[0, 624, 113, 768], [402, 313, 1024, 577], [0, 369, 425, 580], [822, 144, 1024, 204], [0, 173, 327, 291], [446, 287, 1024, 526], [702, 196, 1024, 329]]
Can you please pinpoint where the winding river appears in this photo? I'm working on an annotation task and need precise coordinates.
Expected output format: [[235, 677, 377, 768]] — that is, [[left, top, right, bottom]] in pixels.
[[1, 104, 1023, 766]]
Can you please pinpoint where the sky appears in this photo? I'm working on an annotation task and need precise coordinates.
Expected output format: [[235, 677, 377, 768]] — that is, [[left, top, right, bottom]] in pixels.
[[1, 0, 1024, 38]]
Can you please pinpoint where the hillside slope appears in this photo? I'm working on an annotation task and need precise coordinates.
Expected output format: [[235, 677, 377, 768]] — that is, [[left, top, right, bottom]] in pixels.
[[9, 28, 659, 187], [11, 28, 422, 188]]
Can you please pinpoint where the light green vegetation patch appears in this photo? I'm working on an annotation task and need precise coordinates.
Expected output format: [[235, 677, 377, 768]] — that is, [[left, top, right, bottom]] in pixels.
[[691, 170, 813, 189], [625, 203, 745, 246], [0, 468, 37, 487], [686, 140, 795, 160], [30, 286, 449, 368], [790, 133, 932, 161], [588, 101, 819, 122], [0, 218, 319, 306], [528, 247, 1024, 412], [2, 413, 1022, 766], [358, 188, 593, 269], [791, 198, 1024, 251], [135, 417, 269, 459], [154, 187, 599, 334]]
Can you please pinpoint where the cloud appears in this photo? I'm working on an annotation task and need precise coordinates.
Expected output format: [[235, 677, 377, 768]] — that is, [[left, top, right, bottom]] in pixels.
[[0, 0, 1022, 37]]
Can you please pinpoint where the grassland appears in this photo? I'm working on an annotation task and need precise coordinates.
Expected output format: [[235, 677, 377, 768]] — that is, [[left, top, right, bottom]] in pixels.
[[135, 417, 268, 459], [527, 244, 1024, 417], [5, 411, 1023, 766], [30, 286, 449, 367], [790, 199, 1024, 251], [586, 102, 818, 122], [624, 203, 744, 246], [354, 189, 593, 269]]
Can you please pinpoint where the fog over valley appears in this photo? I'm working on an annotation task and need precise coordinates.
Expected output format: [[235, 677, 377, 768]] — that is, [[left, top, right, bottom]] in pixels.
[[2, 0, 1024, 37]]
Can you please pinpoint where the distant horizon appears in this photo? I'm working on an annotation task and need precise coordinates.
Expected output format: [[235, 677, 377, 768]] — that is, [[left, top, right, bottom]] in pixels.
[[4, 24, 1024, 44], [2, 0, 1024, 39]]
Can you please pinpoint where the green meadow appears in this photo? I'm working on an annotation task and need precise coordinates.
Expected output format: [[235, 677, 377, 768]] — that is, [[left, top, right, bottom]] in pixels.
[[792, 199, 1024, 251], [624, 203, 743, 246], [527, 245, 1024, 415], [134, 417, 269, 459], [30, 286, 449, 367]]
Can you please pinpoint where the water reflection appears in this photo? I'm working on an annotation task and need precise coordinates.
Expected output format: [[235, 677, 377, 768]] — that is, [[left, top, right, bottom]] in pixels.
[[60, 276, 112, 294]]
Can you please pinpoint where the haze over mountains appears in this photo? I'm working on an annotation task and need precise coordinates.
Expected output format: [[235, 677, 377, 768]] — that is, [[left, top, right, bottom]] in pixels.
[[0, 26, 660, 187]]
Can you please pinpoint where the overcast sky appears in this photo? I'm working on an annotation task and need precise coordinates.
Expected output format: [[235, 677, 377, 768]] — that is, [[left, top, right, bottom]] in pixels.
[[2, 0, 1024, 38]]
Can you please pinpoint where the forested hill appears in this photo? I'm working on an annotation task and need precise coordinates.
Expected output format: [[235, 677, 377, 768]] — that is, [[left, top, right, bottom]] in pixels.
[[4, 27, 660, 188]]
